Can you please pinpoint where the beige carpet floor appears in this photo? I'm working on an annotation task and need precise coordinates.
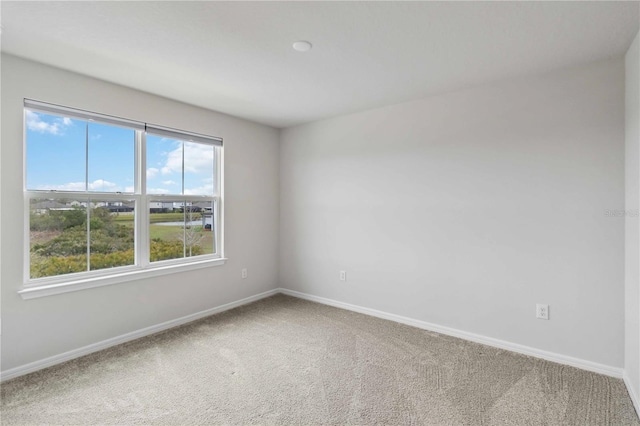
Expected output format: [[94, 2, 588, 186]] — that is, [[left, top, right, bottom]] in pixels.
[[1, 294, 638, 425]]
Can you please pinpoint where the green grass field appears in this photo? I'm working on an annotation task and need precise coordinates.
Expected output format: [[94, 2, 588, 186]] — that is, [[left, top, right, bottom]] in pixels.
[[149, 225, 214, 254], [111, 213, 214, 253], [149, 224, 180, 240], [112, 212, 187, 224]]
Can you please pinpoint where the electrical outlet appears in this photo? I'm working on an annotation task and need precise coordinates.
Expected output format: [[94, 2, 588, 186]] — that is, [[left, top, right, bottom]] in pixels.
[[339, 271, 347, 281], [536, 304, 549, 320], [241, 268, 248, 279]]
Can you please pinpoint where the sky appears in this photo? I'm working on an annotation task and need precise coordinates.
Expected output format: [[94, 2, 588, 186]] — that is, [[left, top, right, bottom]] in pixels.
[[26, 110, 215, 197]]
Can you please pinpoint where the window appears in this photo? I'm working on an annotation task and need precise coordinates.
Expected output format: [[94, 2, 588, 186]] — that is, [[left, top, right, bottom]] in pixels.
[[23, 99, 223, 292]]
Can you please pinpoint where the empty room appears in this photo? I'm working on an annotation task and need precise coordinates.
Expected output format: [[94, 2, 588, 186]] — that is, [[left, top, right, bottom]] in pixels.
[[1, 1, 640, 424]]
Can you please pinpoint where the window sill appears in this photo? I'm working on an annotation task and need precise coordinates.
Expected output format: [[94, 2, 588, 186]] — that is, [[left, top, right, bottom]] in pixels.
[[18, 258, 227, 300]]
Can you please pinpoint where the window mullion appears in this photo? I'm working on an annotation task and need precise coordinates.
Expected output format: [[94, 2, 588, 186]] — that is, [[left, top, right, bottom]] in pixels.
[[85, 122, 89, 192], [181, 141, 185, 195], [85, 124, 90, 271], [181, 142, 186, 257], [86, 198, 91, 272], [137, 130, 149, 268], [215, 146, 223, 257]]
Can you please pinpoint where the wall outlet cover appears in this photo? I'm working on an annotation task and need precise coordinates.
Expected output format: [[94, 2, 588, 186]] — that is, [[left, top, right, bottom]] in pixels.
[[536, 304, 549, 320]]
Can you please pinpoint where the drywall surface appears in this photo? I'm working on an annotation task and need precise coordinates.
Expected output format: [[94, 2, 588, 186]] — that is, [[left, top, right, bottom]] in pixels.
[[626, 30, 640, 407], [0, 55, 280, 372], [280, 59, 625, 368]]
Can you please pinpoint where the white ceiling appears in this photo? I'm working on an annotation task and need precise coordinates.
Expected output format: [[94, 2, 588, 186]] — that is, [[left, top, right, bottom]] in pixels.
[[1, 1, 639, 128]]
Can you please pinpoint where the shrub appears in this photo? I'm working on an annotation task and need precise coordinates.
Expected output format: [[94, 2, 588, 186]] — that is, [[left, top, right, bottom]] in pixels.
[[30, 254, 87, 278], [60, 209, 86, 229], [30, 249, 136, 278], [30, 213, 63, 232], [150, 240, 203, 261], [32, 224, 134, 257]]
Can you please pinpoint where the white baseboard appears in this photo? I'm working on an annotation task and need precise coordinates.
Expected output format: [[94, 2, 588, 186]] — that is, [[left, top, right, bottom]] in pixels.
[[278, 288, 624, 379], [624, 372, 640, 419], [0, 289, 279, 382], [0, 287, 627, 384]]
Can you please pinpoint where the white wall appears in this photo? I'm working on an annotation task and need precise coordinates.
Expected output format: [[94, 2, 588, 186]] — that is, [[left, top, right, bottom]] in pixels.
[[280, 59, 625, 368], [625, 31, 640, 410], [1, 52, 631, 380], [0, 55, 280, 372]]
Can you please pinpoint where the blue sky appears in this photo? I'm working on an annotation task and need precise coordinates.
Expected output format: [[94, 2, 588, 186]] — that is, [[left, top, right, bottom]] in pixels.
[[26, 110, 215, 196]]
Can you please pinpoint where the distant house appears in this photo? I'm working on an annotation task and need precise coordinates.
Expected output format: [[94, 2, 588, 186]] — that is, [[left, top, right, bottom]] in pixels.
[[104, 201, 134, 213], [31, 200, 75, 215], [69, 201, 97, 209], [149, 201, 175, 213], [32, 200, 135, 214]]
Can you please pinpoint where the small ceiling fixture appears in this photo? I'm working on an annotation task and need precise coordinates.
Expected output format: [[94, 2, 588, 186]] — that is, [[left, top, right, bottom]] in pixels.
[[292, 41, 312, 52]]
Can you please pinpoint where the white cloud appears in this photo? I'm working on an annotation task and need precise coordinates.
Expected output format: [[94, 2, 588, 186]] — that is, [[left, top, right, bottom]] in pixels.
[[146, 168, 159, 179], [124, 186, 135, 193], [88, 179, 117, 190], [38, 181, 86, 191], [184, 184, 215, 196], [162, 180, 176, 186], [26, 111, 62, 135], [148, 187, 170, 194], [160, 142, 214, 176], [37, 179, 118, 192], [26, 111, 73, 135], [185, 143, 214, 174]]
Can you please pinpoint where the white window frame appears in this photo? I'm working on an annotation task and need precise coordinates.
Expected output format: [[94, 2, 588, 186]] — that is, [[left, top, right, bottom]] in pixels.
[[20, 100, 225, 300]]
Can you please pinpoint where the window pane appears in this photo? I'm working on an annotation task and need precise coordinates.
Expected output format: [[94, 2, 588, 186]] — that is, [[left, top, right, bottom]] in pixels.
[[146, 135, 215, 195], [149, 201, 214, 262], [26, 111, 136, 193], [89, 201, 135, 271], [147, 135, 181, 195], [26, 111, 86, 191], [184, 142, 214, 195], [149, 201, 185, 261], [191, 201, 215, 255], [30, 198, 88, 278], [88, 123, 135, 193]]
